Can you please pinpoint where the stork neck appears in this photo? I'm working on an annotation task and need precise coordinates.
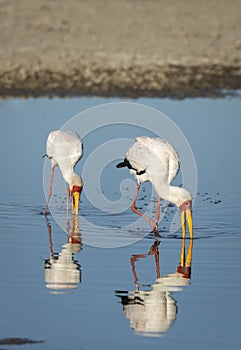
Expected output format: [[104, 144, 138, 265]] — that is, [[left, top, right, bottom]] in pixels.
[[59, 164, 82, 189], [151, 180, 187, 208], [61, 168, 76, 184]]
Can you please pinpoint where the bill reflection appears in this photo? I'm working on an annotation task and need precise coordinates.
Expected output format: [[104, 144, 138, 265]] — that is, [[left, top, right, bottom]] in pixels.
[[44, 215, 82, 294]]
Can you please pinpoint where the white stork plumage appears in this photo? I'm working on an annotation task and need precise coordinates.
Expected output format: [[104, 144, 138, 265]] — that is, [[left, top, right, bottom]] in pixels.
[[43, 130, 83, 215], [116, 136, 193, 238]]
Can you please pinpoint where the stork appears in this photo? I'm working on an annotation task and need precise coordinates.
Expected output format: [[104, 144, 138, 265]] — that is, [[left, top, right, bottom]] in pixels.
[[116, 136, 193, 238], [43, 130, 83, 215]]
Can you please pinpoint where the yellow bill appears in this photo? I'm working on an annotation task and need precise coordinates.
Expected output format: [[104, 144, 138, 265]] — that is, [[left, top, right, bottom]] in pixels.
[[72, 191, 80, 215]]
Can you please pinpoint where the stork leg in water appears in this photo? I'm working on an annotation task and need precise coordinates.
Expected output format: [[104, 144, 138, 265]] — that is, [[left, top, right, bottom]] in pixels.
[[43, 167, 55, 215], [66, 186, 70, 213], [131, 183, 159, 236], [155, 196, 161, 229]]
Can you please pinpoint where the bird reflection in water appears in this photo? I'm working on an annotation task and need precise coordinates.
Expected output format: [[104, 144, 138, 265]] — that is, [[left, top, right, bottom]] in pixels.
[[115, 238, 193, 337], [44, 215, 82, 294]]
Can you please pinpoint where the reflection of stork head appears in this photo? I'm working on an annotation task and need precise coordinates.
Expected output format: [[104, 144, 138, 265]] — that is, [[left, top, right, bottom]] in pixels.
[[68, 241, 82, 254], [177, 266, 191, 279]]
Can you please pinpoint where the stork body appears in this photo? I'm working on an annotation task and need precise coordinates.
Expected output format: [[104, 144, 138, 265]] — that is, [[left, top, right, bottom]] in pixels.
[[116, 136, 193, 238], [43, 130, 83, 215]]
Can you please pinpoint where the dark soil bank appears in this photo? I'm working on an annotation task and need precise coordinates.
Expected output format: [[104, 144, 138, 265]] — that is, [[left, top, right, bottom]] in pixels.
[[0, 0, 240, 98]]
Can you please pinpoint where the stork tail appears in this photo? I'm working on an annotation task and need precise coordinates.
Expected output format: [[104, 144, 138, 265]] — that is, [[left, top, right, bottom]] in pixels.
[[116, 158, 129, 168], [116, 158, 146, 175]]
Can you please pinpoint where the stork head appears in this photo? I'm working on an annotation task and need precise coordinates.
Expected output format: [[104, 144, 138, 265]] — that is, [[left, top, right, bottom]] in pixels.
[[179, 199, 193, 239], [169, 187, 193, 239], [70, 175, 83, 215], [167, 186, 193, 239], [72, 185, 83, 215]]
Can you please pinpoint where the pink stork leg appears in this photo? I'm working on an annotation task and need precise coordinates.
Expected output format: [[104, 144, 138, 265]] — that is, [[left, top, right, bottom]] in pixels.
[[130, 239, 161, 287], [131, 183, 158, 234], [43, 166, 55, 215], [46, 216, 54, 258], [148, 240, 161, 278], [66, 185, 70, 213], [155, 196, 161, 228]]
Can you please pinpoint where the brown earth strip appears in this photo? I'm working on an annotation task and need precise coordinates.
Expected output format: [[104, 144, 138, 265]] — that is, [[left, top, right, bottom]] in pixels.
[[0, 0, 240, 98]]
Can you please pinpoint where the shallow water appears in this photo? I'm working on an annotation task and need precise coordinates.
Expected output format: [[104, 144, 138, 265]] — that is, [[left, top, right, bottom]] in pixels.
[[0, 96, 241, 349]]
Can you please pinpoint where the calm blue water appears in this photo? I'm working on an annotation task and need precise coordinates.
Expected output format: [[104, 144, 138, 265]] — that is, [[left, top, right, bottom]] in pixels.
[[0, 96, 241, 349]]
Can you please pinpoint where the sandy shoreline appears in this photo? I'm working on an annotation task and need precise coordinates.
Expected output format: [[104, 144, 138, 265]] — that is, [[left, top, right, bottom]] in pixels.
[[0, 0, 240, 98]]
